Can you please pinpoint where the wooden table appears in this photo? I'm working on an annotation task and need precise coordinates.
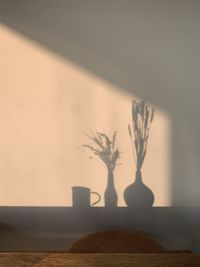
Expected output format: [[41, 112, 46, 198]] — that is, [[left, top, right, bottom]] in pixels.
[[35, 253, 200, 267], [0, 252, 48, 267], [0, 253, 200, 266]]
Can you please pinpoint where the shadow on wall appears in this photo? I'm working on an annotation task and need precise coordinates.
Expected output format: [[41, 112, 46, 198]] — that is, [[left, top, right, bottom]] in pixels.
[[0, 0, 200, 253], [1, 0, 200, 206], [78, 100, 155, 209], [0, 222, 72, 251], [0, 23, 170, 207], [0, 206, 200, 252]]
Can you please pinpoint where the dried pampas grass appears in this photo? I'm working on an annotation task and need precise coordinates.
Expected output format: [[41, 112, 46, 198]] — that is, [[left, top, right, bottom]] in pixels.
[[82, 131, 120, 172], [128, 99, 154, 171]]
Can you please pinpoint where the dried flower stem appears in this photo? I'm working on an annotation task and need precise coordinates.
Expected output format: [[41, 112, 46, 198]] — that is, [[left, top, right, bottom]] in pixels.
[[82, 131, 120, 172], [129, 99, 154, 172]]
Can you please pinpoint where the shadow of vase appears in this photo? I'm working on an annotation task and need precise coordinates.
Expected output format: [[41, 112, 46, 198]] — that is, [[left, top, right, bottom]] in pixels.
[[124, 170, 154, 208], [104, 171, 118, 207]]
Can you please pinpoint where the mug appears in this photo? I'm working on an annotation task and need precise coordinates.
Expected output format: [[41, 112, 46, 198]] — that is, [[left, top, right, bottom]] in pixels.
[[72, 186, 101, 207]]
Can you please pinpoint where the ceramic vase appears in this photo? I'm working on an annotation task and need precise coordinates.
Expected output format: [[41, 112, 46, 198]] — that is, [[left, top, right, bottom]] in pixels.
[[124, 170, 154, 208], [104, 170, 118, 207]]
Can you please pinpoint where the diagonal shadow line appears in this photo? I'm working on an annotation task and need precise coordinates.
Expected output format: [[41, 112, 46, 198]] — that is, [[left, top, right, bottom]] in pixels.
[[0, 0, 200, 212]]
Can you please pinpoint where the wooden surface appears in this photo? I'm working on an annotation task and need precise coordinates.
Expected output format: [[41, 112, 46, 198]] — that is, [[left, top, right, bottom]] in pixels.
[[0, 253, 200, 267], [0, 251, 195, 267], [67, 230, 166, 253], [0, 252, 48, 267], [35, 253, 200, 267]]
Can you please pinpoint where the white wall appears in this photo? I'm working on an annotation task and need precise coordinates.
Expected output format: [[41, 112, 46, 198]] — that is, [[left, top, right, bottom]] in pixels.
[[0, 24, 170, 206], [0, 0, 200, 206]]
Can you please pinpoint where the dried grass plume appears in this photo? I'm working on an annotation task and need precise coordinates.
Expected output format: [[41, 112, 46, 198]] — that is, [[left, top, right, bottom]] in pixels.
[[82, 131, 120, 172], [128, 99, 154, 172]]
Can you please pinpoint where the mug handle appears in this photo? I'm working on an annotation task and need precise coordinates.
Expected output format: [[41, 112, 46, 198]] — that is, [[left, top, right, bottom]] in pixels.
[[91, 191, 101, 206]]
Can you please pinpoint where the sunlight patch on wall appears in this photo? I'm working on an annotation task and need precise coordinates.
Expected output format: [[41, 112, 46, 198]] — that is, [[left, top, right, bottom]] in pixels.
[[0, 24, 171, 206]]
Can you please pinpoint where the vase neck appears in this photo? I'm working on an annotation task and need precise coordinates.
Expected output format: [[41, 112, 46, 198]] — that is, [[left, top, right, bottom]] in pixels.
[[135, 170, 142, 183], [107, 171, 114, 187]]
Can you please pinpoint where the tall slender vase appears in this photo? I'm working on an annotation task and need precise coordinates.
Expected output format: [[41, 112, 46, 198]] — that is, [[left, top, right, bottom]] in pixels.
[[124, 170, 154, 208], [104, 170, 118, 207]]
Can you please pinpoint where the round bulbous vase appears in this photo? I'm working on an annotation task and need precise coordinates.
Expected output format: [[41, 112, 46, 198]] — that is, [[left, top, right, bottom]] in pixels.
[[124, 170, 154, 208]]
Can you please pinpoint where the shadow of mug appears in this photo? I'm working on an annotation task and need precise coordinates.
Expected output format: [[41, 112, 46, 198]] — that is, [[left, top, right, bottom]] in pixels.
[[72, 186, 101, 208]]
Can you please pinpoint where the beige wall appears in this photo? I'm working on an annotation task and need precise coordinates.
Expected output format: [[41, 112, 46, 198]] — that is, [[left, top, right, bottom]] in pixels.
[[0, 25, 171, 206]]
